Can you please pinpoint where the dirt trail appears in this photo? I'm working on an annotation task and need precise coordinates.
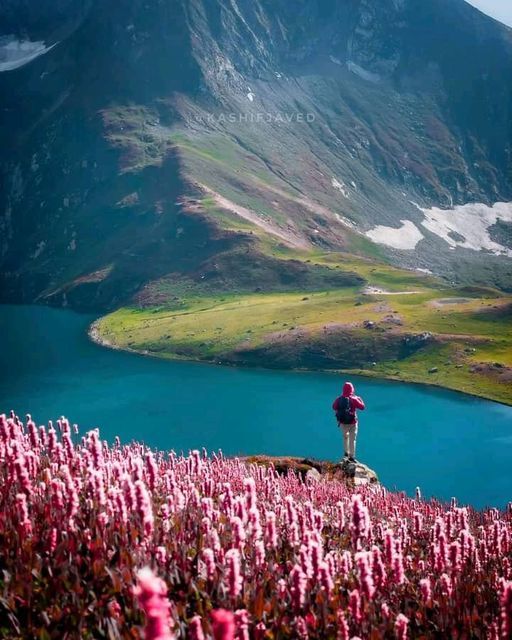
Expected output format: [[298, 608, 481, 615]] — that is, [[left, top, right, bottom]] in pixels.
[[199, 184, 311, 249], [363, 286, 421, 296], [248, 174, 355, 231]]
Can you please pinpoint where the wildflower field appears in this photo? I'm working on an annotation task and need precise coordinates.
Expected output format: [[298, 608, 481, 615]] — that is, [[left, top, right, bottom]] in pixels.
[[0, 412, 511, 639]]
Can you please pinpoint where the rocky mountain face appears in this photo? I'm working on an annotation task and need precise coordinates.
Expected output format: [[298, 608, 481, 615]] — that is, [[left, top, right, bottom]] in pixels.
[[1, 0, 511, 309]]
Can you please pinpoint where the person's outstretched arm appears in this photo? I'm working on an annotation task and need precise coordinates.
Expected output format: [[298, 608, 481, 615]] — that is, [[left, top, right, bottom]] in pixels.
[[352, 396, 365, 410]]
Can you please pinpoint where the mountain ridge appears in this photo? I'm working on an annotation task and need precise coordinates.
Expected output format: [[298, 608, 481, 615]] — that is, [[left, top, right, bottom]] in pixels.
[[1, 0, 512, 310]]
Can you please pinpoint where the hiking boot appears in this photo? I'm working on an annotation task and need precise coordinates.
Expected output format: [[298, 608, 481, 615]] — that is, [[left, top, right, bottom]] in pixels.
[[348, 456, 357, 463], [343, 452, 349, 458]]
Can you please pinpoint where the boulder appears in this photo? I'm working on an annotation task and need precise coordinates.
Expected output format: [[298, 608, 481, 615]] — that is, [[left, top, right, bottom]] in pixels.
[[339, 458, 379, 486], [243, 455, 379, 487], [305, 468, 322, 482]]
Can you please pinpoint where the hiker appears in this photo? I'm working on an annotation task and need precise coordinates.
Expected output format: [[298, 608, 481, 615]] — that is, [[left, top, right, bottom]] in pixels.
[[332, 381, 365, 463]]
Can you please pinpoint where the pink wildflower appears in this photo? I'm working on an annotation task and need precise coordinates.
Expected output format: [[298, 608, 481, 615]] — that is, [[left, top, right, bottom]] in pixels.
[[318, 561, 334, 597], [351, 494, 370, 548], [145, 451, 158, 491], [265, 510, 278, 548], [384, 528, 395, 565], [115, 490, 128, 526], [295, 616, 308, 639], [419, 577, 432, 603], [108, 600, 121, 619], [394, 614, 409, 640], [16, 493, 32, 535], [392, 550, 405, 585], [134, 567, 175, 640], [47, 427, 57, 455], [449, 541, 461, 572], [225, 548, 243, 599], [234, 609, 250, 640], [349, 589, 362, 624], [134, 479, 154, 539], [189, 615, 205, 640], [277, 578, 287, 599], [290, 564, 308, 610], [371, 546, 386, 590], [500, 581, 512, 640], [202, 548, 216, 581], [300, 544, 313, 578], [211, 609, 235, 640], [440, 573, 452, 599], [413, 512, 422, 536], [336, 610, 349, 640], [14, 456, 32, 493], [243, 477, 256, 511], [88, 429, 103, 468], [155, 546, 167, 565], [355, 551, 375, 599], [230, 516, 246, 549], [51, 478, 64, 510], [47, 527, 57, 550], [254, 539, 265, 569], [27, 419, 39, 449], [38, 425, 47, 447]]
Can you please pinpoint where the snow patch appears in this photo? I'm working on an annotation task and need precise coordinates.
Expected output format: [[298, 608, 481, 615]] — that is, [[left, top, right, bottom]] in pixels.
[[0, 36, 57, 72], [366, 220, 424, 250], [331, 178, 350, 198], [329, 55, 342, 66], [347, 61, 380, 83], [417, 202, 512, 257]]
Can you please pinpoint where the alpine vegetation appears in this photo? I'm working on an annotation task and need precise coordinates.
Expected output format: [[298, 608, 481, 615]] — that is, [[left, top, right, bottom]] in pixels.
[[1, 411, 511, 639]]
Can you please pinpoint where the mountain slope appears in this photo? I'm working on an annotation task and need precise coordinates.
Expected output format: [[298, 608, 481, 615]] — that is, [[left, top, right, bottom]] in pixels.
[[1, 0, 512, 311]]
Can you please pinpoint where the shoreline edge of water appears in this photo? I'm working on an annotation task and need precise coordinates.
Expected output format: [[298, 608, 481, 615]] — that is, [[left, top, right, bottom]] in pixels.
[[88, 319, 512, 408]]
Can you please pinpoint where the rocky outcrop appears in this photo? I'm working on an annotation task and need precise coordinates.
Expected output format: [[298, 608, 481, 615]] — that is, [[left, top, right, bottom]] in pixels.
[[244, 455, 379, 487]]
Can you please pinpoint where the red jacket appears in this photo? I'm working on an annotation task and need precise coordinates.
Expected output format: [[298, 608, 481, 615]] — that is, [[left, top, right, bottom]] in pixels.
[[332, 382, 365, 424]]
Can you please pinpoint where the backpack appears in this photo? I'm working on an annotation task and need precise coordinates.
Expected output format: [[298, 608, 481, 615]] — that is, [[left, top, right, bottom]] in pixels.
[[336, 396, 355, 424]]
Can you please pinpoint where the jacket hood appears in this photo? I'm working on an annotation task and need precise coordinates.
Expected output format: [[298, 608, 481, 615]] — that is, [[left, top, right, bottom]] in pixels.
[[342, 382, 354, 397]]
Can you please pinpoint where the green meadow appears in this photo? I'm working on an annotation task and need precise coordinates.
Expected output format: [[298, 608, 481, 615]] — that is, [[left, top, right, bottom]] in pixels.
[[95, 248, 512, 405]]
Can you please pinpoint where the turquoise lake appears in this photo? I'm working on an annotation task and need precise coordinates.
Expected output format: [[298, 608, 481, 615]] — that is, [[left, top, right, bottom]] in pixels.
[[0, 304, 511, 509]]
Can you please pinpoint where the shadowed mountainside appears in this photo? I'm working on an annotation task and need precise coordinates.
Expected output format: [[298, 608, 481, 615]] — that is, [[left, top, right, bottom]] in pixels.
[[1, 0, 512, 310]]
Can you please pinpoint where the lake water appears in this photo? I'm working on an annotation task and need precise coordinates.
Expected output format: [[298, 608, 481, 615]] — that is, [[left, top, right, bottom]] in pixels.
[[0, 304, 511, 509]]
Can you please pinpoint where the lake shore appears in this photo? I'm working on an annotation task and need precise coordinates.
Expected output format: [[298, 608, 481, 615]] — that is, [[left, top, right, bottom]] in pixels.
[[3, 303, 510, 508], [88, 318, 512, 407]]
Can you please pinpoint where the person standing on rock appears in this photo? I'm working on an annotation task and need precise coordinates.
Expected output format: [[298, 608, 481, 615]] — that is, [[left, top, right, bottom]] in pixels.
[[332, 381, 365, 463]]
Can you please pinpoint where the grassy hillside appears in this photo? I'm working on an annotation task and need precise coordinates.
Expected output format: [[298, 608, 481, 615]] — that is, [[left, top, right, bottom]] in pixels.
[[94, 245, 512, 405]]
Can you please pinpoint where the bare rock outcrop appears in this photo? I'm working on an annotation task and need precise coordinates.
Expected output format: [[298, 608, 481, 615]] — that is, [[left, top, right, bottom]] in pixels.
[[243, 456, 378, 487]]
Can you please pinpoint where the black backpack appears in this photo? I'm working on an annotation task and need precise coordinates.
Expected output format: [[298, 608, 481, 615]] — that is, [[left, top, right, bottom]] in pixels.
[[336, 396, 355, 424]]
